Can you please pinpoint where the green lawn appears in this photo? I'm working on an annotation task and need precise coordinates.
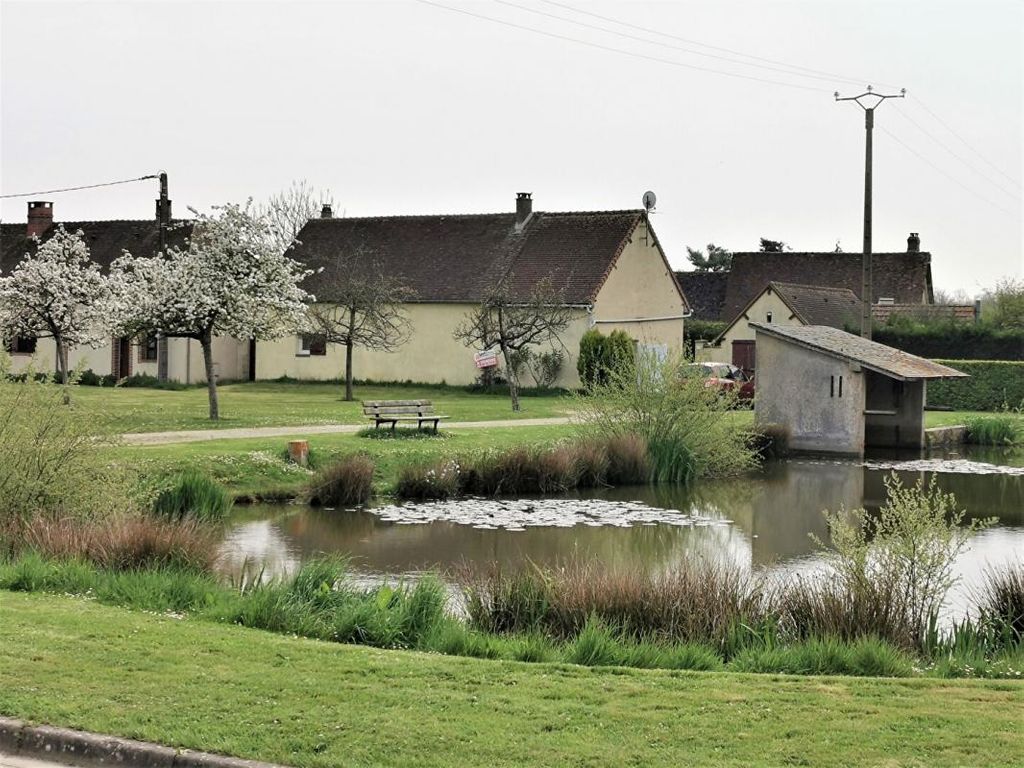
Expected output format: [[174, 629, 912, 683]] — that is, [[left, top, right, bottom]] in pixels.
[[73, 381, 572, 434], [1, 592, 1020, 768], [111, 425, 573, 499]]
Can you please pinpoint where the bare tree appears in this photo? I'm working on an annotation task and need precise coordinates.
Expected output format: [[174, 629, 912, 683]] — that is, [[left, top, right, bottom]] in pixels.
[[306, 254, 415, 401], [454, 276, 575, 412], [260, 180, 334, 254]]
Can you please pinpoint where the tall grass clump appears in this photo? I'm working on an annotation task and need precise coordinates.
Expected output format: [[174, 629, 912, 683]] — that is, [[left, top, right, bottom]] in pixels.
[[307, 455, 375, 506], [964, 413, 1022, 446], [972, 561, 1024, 647], [797, 474, 995, 651], [395, 459, 461, 500], [152, 471, 233, 522], [573, 350, 757, 485]]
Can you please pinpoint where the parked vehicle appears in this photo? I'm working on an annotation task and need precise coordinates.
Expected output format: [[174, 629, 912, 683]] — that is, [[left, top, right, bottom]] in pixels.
[[684, 362, 755, 401]]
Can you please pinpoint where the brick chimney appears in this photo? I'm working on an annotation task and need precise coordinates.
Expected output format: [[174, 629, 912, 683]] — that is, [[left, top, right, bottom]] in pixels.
[[320, 204, 333, 219], [27, 201, 54, 238], [515, 192, 533, 229], [907, 232, 921, 253]]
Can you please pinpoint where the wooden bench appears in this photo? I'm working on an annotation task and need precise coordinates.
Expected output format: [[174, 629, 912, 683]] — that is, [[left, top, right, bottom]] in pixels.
[[362, 400, 449, 433]]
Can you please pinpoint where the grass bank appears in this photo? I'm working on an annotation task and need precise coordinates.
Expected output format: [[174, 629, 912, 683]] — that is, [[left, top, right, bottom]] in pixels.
[[74, 381, 572, 433], [2, 591, 1021, 768]]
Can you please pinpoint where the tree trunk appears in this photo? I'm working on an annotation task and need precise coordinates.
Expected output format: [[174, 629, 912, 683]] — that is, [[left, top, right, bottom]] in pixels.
[[501, 345, 521, 412], [201, 331, 219, 421], [54, 335, 69, 385], [344, 339, 354, 402]]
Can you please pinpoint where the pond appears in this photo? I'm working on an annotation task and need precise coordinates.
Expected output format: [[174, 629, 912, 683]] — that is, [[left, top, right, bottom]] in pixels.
[[219, 445, 1024, 618]]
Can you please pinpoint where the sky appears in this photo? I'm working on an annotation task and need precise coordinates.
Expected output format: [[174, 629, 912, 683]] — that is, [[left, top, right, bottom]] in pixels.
[[1, 0, 1021, 295]]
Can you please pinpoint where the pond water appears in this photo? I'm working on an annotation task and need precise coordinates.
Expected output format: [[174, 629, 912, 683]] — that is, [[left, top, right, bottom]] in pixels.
[[219, 446, 1024, 618]]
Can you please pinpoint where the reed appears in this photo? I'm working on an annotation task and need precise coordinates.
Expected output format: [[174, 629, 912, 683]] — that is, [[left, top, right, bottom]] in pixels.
[[964, 414, 1022, 446], [152, 471, 233, 523], [307, 455, 375, 507]]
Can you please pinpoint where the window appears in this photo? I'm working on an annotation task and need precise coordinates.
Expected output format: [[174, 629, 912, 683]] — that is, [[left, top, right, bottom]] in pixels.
[[766, 311, 773, 323], [301, 334, 327, 356], [8, 336, 36, 355], [139, 334, 158, 362]]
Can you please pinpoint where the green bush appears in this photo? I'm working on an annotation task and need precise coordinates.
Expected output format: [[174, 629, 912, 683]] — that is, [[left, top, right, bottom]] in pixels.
[[872, 325, 1024, 361], [577, 329, 634, 389], [152, 471, 233, 523], [926, 360, 1024, 411], [963, 414, 1022, 446]]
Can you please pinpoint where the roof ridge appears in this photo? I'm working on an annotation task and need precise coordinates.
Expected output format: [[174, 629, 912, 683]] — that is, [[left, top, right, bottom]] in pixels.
[[771, 281, 860, 294], [307, 209, 644, 223]]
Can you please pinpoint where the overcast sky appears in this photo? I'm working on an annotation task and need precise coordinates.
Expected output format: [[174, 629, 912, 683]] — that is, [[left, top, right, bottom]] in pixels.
[[1, 0, 1021, 293]]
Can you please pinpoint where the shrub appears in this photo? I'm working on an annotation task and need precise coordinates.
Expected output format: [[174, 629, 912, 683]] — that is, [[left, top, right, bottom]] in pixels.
[[964, 413, 1022, 445], [525, 349, 565, 389], [812, 474, 994, 650], [308, 455, 375, 506], [871, 326, 1024, 361], [152, 471, 233, 523], [0, 358, 138, 527], [118, 372, 190, 390], [573, 351, 757, 484], [577, 329, 634, 388], [927, 360, 1024, 411], [77, 368, 116, 387]]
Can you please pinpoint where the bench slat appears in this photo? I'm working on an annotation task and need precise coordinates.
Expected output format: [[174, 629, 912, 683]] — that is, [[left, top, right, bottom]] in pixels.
[[362, 400, 431, 407]]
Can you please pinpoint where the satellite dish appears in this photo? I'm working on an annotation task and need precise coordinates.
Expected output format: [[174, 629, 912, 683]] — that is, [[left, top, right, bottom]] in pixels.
[[642, 190, 657, 212]]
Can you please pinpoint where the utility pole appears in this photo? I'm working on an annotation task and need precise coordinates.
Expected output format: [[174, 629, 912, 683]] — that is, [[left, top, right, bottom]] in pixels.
[[155, 171, 171, 381], [835, 86, 905, 340]]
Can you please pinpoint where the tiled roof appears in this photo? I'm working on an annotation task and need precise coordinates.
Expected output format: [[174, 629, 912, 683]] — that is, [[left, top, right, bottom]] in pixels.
[[723, 252, 933, 321], [291, 210, 660, 305], [674, 271, 728, 321], [1, 220, 192, 274], [771, 282, 863, 329], [749, 323, 968, 381], [872, 303, 976, 325]]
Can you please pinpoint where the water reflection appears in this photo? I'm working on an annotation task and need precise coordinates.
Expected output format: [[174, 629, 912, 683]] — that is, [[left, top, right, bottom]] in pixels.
[[218, 448, 1024, 614]]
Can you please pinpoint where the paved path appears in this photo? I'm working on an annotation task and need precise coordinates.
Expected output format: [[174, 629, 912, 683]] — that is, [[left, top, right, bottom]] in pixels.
[[0, 755, 66, 768], [122, 416, 573, 446]]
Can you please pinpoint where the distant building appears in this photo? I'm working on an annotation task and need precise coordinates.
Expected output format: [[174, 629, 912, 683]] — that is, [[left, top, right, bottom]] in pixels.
[[0, 201, 241, 383], [256, 193, 689, 387], [751, 322, 966, 456], [673, 271, 728, 323]]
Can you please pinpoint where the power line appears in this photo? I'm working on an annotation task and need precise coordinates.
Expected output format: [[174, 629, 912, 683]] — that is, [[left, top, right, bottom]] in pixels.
[[493, 0, 860, 87], [890, 105, 1020, 201], [538, 0, 899, 89], [879, 126, 1018, 218], [911, 96, 1022, 190], [0, 174, 159, 200], [413, 0, 828, 93]]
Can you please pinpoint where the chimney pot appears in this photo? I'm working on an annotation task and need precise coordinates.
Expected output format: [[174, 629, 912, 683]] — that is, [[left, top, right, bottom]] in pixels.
[[320, 204, 333, 219], [907, 232, 921, 253], [515, 192, 533, 228], [27, 201, 54, 239]]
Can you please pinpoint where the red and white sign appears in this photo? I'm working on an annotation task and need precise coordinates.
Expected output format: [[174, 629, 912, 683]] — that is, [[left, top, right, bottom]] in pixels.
[[474, 349, 499, 369]]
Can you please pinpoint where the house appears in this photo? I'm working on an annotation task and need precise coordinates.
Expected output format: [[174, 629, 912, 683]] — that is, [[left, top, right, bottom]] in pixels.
[[255, 193, 689, 387], [673, 271, 728, 323], [751, 322, 966, 456], [700, 282, 863, 370], [0, 200, 248, 383]]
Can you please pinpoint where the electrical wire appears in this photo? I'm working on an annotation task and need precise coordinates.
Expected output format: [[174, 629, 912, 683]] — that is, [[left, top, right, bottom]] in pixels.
[[912, 96, 1022, 190], [891, 105, 1019, 201], [537, 0, 898, 89], [493, 0, 861, 87], [879, 126, 1018, 218], [413, 0, 829, 93], [0, 175, 159, 200]]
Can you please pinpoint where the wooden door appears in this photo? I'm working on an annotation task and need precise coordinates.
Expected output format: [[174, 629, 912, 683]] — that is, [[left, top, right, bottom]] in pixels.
[[731, 340, 755, 374]]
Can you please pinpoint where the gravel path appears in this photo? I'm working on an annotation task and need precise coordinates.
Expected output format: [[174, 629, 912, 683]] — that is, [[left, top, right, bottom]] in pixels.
[[122, 417, 573, 446]]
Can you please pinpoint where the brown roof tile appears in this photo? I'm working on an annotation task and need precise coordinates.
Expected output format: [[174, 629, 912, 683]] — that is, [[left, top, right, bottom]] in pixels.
[[674, 271, 728, 321], [723, 252, 933, 321], [291, 210, 649, 304], [771, 282, 863, 329], [871, 303, 977, 324]]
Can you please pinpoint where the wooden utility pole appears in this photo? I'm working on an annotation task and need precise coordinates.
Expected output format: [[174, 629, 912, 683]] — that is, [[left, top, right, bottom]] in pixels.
[[835, 86, 905, 339]]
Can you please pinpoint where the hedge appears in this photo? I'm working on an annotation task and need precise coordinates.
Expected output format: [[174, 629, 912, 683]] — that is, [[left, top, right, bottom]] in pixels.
[[873, 326, 1024, 361], [926, 360, 1024, 412]]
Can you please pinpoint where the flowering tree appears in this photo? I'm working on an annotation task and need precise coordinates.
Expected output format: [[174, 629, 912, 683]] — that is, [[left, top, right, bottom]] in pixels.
[[0, 226, 110, 384], [110, 203, 312, 420]]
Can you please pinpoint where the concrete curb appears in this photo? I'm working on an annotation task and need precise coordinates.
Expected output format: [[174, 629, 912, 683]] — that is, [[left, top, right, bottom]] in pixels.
[[0, 718, 288, 768]]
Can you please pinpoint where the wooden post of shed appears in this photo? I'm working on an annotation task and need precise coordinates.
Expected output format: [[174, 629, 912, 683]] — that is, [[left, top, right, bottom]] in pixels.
[[287, 440, 309, 467]]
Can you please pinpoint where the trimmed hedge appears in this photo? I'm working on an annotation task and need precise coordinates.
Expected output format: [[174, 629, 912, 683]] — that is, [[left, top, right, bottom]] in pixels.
[[873, 326, 1024, 361], [927, 360, 1024, 411]]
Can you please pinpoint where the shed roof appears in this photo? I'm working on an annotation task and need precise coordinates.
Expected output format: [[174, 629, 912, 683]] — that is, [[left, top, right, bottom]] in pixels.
[[749, 322, 968, 381]]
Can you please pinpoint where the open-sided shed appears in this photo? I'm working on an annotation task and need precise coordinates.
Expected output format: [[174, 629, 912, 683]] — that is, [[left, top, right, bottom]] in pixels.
[[750, 323, 967, 456]]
